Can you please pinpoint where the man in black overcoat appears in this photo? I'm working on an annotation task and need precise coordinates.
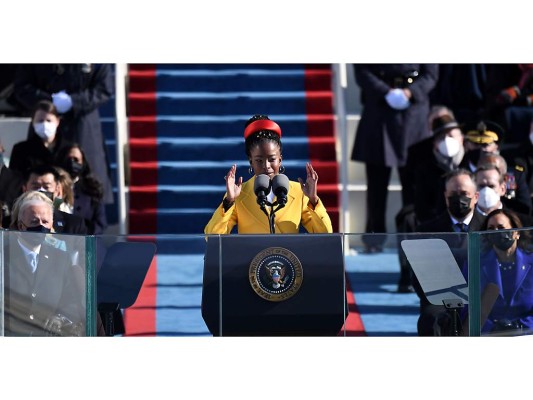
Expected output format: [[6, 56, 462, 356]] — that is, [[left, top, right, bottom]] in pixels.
[[351, 64, 439, 252]]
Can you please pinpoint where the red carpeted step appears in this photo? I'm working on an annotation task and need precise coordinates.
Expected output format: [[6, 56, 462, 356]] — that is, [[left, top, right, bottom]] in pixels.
[[306, 114, 335, 138], [308, 137, 337, 160], [128, 69, 156, 92]]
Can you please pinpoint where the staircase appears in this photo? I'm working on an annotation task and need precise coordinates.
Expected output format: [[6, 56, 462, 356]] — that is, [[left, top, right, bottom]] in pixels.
[[126, 64, 340, 241]]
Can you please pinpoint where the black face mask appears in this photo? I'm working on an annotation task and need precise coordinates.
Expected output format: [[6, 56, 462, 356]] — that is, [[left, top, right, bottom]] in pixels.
[[447, 194, 472, 219], [22, 225, 51, 247], [25, 224, 51, 234], [488, 231, 516, 251], [65, 158, 83, 179], [37, 189, 54, 201]]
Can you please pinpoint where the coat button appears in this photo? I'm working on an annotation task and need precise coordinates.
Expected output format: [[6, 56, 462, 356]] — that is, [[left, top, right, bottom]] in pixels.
[[32, 293, 36, 298], [29, 314, 34, 320]]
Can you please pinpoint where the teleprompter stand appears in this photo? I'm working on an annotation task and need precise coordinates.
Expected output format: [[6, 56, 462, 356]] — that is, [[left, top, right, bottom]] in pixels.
[[202, 234, 347, 336], [97, 241, 156, 336], [401, 238, 469, 336]]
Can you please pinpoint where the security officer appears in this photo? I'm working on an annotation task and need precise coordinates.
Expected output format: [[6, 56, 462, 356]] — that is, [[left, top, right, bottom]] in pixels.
[[351, 64, 439, 253]]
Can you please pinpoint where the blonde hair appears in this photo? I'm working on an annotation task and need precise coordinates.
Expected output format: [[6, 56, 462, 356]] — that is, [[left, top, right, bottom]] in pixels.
[[10, 190, 55, 230], [54, 166, 75, 210]]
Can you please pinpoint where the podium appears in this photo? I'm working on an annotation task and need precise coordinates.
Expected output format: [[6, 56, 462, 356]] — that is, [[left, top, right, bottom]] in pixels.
[[201, 234, 347, 336]]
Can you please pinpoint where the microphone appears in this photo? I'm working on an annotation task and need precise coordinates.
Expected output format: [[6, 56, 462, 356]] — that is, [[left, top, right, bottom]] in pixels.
[[254, 174, 271, 208], [272, 174, 289, 207]]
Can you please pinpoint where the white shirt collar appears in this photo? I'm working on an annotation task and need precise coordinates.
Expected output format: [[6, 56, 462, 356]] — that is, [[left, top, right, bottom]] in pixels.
[[17, 237, 41, 257], [450, 211, 474, 226]]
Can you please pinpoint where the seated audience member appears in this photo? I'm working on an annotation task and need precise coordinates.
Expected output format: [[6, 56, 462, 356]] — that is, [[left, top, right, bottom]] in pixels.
[[8, 100, 71, 176], [0, 141, 23, 228], [500, 118, 533, 209], [4, 191, 86, 336], [56, 143, 108, 235], [54, 166, 75, 214], [23, 164, 87, 235], [411, 114, 466, 225], [474, 164, 533, 227], [413, 169, 486, 336], [396, 112, 465, 292], [462, 208, 533, 335], [12, 63, 115, 205], [460, 120, 502, 172], [477, 153, 531, 216]]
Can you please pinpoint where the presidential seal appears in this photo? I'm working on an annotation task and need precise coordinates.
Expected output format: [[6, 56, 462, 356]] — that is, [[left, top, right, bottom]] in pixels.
[[249, 247, 303, 302]]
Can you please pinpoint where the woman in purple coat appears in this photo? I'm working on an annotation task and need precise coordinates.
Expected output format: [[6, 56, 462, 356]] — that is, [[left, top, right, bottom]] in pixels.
[[469, 208, 533, 335]]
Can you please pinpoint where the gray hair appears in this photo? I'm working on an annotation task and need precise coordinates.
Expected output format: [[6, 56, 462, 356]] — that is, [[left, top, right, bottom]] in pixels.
[[10, 191, 54, 229]]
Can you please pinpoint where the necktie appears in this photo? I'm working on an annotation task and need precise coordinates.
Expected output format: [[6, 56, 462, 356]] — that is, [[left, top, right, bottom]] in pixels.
[[455, 223, 467, 233], [28, 252, 38, 274]]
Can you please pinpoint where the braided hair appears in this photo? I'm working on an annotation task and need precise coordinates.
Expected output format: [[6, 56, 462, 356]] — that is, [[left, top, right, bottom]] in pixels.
[[244, 114, 282, 158]]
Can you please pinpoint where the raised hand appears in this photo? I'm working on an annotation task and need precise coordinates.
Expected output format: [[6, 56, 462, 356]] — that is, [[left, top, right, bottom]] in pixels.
[[224, 164, 243, 202], [298, 162, 319, 206]]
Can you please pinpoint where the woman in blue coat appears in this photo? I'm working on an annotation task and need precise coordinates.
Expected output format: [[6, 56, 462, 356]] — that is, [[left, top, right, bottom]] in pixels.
[[350, 64, 439, 252], [470, 208, 533, 335]]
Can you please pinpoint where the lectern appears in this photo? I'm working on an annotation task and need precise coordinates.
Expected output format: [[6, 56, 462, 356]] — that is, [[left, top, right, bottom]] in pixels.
[[202, 234, 347, 336]]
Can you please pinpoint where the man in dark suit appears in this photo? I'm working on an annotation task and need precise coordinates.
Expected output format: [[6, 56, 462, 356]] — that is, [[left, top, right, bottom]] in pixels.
[[396, 113, 465, 292], [23, 164, 87, 235], [412, 169, 486, 336], [4, 191, 86, 336]]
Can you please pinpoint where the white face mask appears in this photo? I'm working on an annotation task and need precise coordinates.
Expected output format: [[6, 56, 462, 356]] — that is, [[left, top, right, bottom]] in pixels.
[[33, 121, 57, 141], [477, 186, 501, 210], [437, 136, 460, 158]]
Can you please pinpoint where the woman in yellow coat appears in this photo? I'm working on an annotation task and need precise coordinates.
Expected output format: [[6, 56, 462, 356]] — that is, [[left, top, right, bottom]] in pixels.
[[204, 114, 333, 235]]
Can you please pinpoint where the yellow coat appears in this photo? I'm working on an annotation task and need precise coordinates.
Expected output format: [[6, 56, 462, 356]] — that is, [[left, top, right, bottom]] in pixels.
[[204, 176, 333, 234]]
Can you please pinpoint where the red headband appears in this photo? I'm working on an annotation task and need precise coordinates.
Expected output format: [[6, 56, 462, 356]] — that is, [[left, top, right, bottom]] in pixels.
[[243, 119, 282, 139]]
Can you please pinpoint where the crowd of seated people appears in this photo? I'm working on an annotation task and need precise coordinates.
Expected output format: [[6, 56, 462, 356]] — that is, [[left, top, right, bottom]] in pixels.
[[0, 64, 117, 336]]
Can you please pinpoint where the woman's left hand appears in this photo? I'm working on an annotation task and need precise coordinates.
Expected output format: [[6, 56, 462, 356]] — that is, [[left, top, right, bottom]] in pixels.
[[298, 162, 319, 206]]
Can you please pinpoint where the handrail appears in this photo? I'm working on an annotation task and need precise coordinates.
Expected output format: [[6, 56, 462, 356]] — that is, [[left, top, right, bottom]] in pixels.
[[114, 64, 128, 235], [332, 64, 350, 237]]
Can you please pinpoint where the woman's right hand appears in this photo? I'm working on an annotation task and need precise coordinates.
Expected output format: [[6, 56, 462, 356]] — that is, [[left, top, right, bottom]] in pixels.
[[224, 164, 243, 202]]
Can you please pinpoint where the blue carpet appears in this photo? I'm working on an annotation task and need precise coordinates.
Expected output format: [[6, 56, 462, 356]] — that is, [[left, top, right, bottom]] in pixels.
[[148, 249, 419, 336], [345, 249, 419, 336]]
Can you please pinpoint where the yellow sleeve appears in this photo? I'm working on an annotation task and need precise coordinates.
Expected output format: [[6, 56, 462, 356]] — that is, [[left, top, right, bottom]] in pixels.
[[301, 196, 333, 233], [204, 200, 238, 235]]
